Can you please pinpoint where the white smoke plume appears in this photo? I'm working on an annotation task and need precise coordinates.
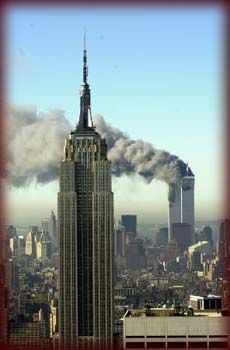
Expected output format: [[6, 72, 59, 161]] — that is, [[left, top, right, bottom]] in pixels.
[[7, 106, 191, 188], [7, 105, 71, 187]]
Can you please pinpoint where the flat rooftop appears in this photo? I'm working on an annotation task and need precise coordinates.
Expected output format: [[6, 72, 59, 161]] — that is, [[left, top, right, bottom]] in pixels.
[[123, 308, 222, 318]]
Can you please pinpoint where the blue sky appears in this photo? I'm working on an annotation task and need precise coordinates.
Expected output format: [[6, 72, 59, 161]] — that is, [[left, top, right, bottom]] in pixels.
[[6, 5, 224, 226]]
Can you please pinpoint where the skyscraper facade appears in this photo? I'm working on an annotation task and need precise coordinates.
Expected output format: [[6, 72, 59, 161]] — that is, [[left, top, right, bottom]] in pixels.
[[121, 215, 137, 239], [168, 184, 181, 240], [115, 226, 126, 257], [181, 174, 195, 235], [58, 42, 114, 342], [49, 211, 56, 241], [25, 231, 36, 258], [171, 222, 192, 252], [168, 167, 195, 240]]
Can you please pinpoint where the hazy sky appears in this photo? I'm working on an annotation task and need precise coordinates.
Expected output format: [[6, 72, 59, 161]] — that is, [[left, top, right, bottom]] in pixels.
[[6, 5, 224, 227]]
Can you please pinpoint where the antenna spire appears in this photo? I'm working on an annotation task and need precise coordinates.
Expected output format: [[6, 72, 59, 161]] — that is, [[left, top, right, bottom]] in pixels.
[[84, 27, 86, 50], [83, 27, 88, 83], [76, 29, 94, 129]]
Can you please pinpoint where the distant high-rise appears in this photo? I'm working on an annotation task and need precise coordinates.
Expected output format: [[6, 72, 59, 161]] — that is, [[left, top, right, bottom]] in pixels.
[[181, 173, 195, 235], [121, 215, 137, 239], [49, 211, 56, 240], [200, 226, 213, 246], [25, 231, 36, 258], [217, 219, 230, 310], [171, 222, 192, 252], [30, 226, 39, 237], [36, 231, 52, 259], [6, 258, 19, 289], [125, 239, 146, 270], [168, 184, 181, 240], [168, 166, 195, 240], [115, 226, 126, 257], [155, 227, 168, 247], [41, 219, 49, 234], [58, 38, 114, 343]]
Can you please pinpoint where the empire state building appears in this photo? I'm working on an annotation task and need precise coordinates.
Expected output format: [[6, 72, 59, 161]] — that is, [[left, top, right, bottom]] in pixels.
[[58, 39, 114, 343]]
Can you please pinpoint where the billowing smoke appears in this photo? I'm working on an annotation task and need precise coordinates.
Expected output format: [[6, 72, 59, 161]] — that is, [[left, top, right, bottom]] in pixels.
[[7, 106, 192, 189], [7, 105, 71, 187], [94, 115, 190, 185]]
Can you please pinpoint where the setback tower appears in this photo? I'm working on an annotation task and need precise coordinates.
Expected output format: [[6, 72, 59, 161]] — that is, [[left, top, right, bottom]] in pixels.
[[58, 38, 114, 343]]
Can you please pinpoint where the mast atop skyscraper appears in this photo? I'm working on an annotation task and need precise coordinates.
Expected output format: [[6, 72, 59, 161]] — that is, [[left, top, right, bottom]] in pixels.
[[77, 28, 93, 129], [83, 27, 87, 84]]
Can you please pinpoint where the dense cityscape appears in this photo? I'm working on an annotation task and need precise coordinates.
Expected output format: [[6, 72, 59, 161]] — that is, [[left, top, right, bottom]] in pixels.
[[1, 6, 229, 348], [4, 212, 230, 348], [2, 41, 230, 349]]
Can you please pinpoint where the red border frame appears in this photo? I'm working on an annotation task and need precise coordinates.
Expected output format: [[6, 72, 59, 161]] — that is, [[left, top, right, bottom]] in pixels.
[[0, 1, 229, 349]]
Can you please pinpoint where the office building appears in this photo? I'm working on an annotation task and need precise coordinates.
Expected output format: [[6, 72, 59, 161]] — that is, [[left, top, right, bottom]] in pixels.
[[115, 226, 126, 257], [9, 312, 50, 347], [17, 236, 25, 256], [49, 210, 57, 241], [25, 231, 36, 258], [171, 222, 192, 252], [125, 239, 146, 270], [200, 226, 213, 247], [121, 215, 137, 239], [190, 251, 203, 271], [58, 40, 114, 343], [181, 173, 195, 233], [0, 218, 8, 345], [168, 166, 195, 240], [168, 184, 181, 240], [5, 258, 19, 289], [41, 219, 49, 234], [189, 295, 222, 310], [123, 308, 230, 349], [36, 231, 52, 259], [10, 235, 18, 256], [50, 299, 58, 338], [218, 219, 230, 310], [31, 226, 39, 238], [164, 239, 180, 264], [155, 227, 168, 247]]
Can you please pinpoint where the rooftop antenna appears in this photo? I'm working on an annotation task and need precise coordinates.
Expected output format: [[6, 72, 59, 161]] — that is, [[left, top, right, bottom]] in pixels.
[[84, 26, 86, 50], [83, 27, 88, 84]]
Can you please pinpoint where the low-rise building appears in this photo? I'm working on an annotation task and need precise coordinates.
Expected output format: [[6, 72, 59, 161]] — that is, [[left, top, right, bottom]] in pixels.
[[123, 307, 230, 349], [189, 295, 222, 311]]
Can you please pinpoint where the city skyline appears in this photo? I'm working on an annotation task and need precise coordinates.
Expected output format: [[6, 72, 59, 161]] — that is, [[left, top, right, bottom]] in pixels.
[[6, 5, 223, 226]]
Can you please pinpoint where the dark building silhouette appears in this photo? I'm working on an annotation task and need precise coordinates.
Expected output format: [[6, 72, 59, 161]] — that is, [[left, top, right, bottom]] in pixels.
[[218, 219, 230, 310], [125, 239, 146, 270], [121, 215, 137, 239], [115, 226, 126, 257], [171, 222, 192, 252], [191, 251, 203, 271], [0, 219, 8, 345], [200, 226, 213, 247], [58, 38, 114, 343], [5, 258, 19, 289], [155, 227, 168, 247]]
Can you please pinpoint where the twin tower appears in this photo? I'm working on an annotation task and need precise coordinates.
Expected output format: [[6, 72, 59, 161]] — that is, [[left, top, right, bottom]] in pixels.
[[58, 41, 114, 343], [168, 168, 195, 246]]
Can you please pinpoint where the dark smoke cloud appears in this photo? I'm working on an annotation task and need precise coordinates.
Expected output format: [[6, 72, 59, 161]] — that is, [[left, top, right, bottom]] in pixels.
[[94, 115, 190, 184], [7, 106, 191, 188]]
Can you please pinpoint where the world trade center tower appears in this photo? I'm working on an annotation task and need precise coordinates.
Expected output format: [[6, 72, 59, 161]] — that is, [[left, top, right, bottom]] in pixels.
[[58, 39, 114, 344]]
